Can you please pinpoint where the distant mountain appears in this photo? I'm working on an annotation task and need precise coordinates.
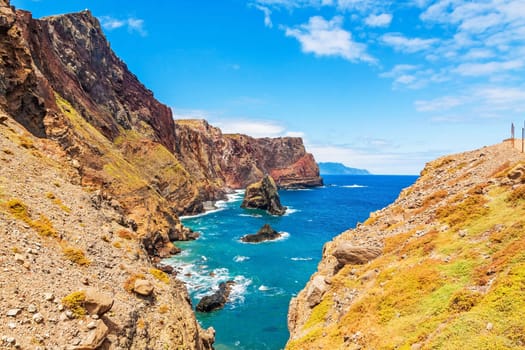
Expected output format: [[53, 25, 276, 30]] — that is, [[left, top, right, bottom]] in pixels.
[[318, 162, 370, 175]]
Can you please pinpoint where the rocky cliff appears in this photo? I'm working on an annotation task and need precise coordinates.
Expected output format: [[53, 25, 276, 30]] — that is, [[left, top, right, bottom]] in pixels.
[[0, 1, 321, 259], [0, 0, 321, 348], [287, 141, 525, 349], [174, 119, 323, 190]]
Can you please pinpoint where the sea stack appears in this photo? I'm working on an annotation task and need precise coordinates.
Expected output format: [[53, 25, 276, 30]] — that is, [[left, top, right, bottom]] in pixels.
[[241, 224, 282, 243], [241, 175, 286, 215], [196, 281, 236, 312]]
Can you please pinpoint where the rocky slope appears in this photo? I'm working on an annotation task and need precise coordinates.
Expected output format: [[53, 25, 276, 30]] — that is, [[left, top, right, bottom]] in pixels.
[[0, 112, 214, 349], [287, 141, 525, 349]]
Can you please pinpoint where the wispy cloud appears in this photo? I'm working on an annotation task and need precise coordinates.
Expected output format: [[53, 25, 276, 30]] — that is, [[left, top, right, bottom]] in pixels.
[[307, 143, 437, 174], [254, 4, 273, 28], [454, 60, 524, 76], [381, 33, 438, 53], [284, 16, 375, 63], [212, 119, 285, 137], [415, 96, 465, 112], [364, 13, 392, 27], [171, 108, 213, 120], [99, 16, 147, 36]]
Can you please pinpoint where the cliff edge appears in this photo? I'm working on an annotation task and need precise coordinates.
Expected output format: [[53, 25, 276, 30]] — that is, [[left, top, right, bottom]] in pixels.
[[287, 141, 525, 349]]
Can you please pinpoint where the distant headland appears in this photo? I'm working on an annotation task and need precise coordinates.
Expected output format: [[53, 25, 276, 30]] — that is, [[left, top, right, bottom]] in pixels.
[[318, 162, 370, 175]]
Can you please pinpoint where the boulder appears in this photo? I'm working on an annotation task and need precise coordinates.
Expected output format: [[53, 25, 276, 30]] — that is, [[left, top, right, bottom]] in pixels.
[[241, 175, 286, 215], [332, 243, 382, 271], [306, 275, 328, 307], [241, 224, 282, 243], [73, 320, 109, 350], [84, 289, 114, 316], [196, 281, 235, 312], [133, 279, 154, 296]]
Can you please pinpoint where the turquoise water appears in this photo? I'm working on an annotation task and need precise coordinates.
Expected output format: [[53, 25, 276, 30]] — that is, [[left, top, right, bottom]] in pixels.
[[165, 175, 417, 350]]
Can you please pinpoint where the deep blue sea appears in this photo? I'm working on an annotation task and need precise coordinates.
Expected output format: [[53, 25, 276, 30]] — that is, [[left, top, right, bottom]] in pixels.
[[165, 175, 417, 350]]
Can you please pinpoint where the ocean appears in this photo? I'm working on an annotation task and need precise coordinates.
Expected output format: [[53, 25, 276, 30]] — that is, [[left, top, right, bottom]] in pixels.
[[165, 175, 418, 350]]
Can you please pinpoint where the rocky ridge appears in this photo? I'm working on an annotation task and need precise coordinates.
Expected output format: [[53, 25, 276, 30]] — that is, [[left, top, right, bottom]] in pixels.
[[287, 141, 525, 349]]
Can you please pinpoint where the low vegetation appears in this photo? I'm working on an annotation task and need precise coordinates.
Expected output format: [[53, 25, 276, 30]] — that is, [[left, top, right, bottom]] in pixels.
[[61, 291, 86, 318], [288, 153, 525, 349]]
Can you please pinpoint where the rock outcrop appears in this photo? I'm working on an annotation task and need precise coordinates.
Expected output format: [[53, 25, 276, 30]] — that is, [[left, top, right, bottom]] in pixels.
[[241, 224, 282, 243], [241, 175, 286, 215], [196, 281, 236, 312], [287, 142, 525, 349]]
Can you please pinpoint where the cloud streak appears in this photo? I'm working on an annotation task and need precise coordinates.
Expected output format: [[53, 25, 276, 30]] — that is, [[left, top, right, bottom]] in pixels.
[[99, 16, 147, 36]]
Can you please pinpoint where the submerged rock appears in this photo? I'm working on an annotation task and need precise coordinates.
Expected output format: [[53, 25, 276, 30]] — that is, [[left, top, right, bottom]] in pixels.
[[241, 175, 286, 215], [241, 224, 282, 243], [196, 281, 235, 312]]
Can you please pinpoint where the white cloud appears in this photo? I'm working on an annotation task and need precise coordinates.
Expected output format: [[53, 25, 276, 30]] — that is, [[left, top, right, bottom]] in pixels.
[[99, 16, 125, 30], [474, 87, 525, 111], [285, 131, 305, 137], [99, 16, 147, 36], [307, 144, 432, 174], [415, 96, 464, 112], [285, 16, 375, 63], [381, 33, 438, 53], [212, 119, 286, 138], [462, 48, 495, 60], [254, 5, 273, 28], [454, 59, 524, 76], [171, 108, 213, 120], [364, 13, 392, 27], [127, 18, 147, 36]]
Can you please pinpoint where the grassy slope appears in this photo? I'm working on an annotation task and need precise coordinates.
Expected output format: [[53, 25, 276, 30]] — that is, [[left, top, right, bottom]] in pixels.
[[287, 151, 525, 350]]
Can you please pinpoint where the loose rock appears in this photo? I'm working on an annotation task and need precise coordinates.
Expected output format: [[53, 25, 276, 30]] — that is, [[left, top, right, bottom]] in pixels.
[[84, 289, 114, 316], [133, 279, 154, 296]]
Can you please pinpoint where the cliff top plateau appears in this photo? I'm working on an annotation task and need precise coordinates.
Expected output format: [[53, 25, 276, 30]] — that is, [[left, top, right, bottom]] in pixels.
[[287, 140, 525, 349]]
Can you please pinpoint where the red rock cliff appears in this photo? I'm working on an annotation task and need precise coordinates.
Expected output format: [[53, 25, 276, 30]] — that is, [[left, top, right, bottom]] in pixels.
[[175, 119, 323, 190]]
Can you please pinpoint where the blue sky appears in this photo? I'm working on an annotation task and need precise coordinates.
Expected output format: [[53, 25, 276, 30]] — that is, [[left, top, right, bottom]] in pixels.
[[11, 0, 525, 174]]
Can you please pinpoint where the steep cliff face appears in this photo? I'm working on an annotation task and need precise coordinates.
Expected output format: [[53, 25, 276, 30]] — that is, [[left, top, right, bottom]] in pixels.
[[287, 142, 525, 349], [1, 1, 321, 261], [174, 119, 323, 190]]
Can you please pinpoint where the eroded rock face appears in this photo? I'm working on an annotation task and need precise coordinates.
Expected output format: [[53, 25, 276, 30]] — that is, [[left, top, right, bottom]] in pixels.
[[174, 120, 324, 191], [241, 224, 282, 243], [241, 175, 286, 215]]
